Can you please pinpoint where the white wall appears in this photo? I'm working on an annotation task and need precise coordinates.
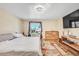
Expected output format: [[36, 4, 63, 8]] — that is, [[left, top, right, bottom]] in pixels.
[[0, 9, 22, 34]]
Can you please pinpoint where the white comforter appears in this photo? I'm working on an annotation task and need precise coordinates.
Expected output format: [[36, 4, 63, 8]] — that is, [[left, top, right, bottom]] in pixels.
[[0, 37, 42, 55]]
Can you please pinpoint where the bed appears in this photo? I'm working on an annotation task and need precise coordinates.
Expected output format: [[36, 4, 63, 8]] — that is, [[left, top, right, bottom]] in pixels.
[[0, 33, 42, 56]]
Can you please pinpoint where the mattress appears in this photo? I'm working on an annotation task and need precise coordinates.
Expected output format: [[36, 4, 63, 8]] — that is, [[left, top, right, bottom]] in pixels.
[[0, 37, 42, 56]]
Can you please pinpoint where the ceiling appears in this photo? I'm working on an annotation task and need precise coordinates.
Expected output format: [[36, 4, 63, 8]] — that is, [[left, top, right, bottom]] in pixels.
[[0, 3, 79, 20]]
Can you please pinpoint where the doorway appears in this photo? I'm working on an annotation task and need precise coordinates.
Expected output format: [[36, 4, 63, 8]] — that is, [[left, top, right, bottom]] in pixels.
[[28, 21, 42, 37]]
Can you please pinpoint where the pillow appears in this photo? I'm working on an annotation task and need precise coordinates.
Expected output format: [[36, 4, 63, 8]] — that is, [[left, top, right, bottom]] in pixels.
[[12, 33, 24, 38], [0, 33, 15, 42]]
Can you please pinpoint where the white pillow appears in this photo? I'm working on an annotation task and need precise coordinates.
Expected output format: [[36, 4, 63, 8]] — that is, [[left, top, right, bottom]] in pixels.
[[12, 33, 24, 38]]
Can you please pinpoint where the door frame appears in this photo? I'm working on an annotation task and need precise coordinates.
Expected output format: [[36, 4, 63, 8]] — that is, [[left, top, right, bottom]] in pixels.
[[28, 21, 42, 38]]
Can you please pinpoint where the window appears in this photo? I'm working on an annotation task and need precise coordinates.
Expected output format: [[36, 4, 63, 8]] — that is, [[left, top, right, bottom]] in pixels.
[[71, 21, 75, 28], [75, 21, 79, 27], [70, 20, 79, 28]]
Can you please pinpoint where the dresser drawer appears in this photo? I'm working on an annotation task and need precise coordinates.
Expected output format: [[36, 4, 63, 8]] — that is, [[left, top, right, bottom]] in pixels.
[[45, 31, 59, 43]]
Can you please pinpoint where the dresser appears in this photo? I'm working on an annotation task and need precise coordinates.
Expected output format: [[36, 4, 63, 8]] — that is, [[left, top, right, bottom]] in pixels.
[[45, 31, 59, 43]]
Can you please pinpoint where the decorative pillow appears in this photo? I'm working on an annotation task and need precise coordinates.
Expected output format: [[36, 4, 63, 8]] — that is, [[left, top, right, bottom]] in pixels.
[[0, 33, 16, 42], [12, 33, 24, 38]]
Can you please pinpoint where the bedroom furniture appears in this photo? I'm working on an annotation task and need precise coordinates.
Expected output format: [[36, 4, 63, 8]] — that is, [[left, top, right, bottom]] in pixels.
[[0, 33, 42, 56], [45, 31, 59, 43], [59, 36, 79, 55]]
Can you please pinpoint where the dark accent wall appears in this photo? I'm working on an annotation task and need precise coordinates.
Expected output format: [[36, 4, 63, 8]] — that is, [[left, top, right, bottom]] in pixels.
[[63, 9, 79, 28]]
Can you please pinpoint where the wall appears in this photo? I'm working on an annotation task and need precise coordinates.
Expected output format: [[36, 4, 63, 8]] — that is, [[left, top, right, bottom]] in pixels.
[[22, 20, 29, 35], [0, 9, 22, 34], [51, 18, 79, 37], [22, 19, 63, 38], [20, 19, 79, 38], [55, 18, 79, 37], [42, 18, 79, 38], [41, 18, 64, 38], [22, 18, 79, 38], [42, 19, 63, 38]]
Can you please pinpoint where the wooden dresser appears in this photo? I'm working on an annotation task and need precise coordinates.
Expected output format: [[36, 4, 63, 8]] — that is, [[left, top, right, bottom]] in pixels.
[[45, 31, 59, 43]]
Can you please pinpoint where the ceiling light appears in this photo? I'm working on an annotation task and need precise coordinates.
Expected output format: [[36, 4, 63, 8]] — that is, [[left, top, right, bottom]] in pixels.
[[34, 5, 45, 13]]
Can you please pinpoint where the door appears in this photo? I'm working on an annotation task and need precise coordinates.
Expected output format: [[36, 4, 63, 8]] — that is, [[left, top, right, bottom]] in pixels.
[[29, 21, 42, 37]]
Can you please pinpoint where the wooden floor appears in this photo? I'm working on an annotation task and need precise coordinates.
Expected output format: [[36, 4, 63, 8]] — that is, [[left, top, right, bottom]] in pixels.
[[56, 43, 74, 56], [42, 43, 74, 56]]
